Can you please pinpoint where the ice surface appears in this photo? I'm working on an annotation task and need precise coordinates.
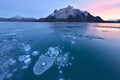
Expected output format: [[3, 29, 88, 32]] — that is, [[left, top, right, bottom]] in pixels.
[[0, 72, 8, 80]]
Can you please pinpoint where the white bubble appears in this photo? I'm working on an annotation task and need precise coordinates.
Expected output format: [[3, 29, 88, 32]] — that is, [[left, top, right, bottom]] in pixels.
[[12, 68, 17, 72], [69, 63, 72, 66], [72, 36, 76, 39], [18, 55, 26, 62], [59, 70, 63, 75], [24, 58, 31, 65], [71, 41, 75, 44], [58, 78, 64, 80], [9, 59, 16, 66], [41, 62, 47, 67], [22, 65, 28, 69], [71, 57, 74, 60], [23, 44, 31, 53], [12, 39, 17, 42], [25, 55, 30, 58], [32, 51, 40, 56]]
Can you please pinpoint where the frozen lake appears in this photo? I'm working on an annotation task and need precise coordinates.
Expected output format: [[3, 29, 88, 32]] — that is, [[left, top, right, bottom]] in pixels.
[[0, 22, 120, 80]]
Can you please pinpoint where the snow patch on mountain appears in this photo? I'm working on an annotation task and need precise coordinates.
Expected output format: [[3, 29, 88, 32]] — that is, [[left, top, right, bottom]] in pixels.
[[50, 6, 89, 19]]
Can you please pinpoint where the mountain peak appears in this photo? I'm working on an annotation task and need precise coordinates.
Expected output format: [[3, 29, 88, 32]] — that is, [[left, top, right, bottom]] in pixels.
[[66, 5, 74, 9], [50, 5, 82, 19]]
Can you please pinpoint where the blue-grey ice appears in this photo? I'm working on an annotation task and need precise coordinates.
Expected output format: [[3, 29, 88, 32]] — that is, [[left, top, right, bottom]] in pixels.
[[0, 72, 8, 80]]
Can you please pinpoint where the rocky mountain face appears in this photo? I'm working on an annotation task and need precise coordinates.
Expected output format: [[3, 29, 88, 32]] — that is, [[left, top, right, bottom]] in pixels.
[[39, 6, 104, 22]]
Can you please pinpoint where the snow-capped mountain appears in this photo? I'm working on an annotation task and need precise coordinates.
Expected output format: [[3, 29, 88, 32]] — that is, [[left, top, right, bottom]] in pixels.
[[39, 6, 103, 22], [50, 6, 88, 19]]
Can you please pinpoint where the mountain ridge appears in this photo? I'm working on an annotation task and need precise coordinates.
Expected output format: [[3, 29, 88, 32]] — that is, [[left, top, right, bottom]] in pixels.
[[0, 15, 37, 22], [38, 6, 104, 22]]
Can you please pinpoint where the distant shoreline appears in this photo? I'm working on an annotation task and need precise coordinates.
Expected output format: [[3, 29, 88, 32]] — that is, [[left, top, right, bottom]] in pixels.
[[0, 21, 120, 23]]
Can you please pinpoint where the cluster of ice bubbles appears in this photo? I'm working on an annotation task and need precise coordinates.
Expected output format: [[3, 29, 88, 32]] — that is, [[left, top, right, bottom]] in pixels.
[[63, 32, 105, 45], [0, 35, 34, 80], [33, 47, 74, 80], [0, 35, 73, 80]]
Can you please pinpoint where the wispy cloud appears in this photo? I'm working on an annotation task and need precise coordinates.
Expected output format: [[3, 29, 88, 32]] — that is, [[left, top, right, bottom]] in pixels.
[[76, 0, 120, 20]]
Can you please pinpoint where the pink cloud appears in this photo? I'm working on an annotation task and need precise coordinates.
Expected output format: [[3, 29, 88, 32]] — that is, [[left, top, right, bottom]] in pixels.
[[80, 0, 120, 20], [85, 0, 119, 12]]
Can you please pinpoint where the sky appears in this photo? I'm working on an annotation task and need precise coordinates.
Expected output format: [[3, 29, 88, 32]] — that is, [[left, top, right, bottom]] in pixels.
[[0, 0, 120, 20]]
